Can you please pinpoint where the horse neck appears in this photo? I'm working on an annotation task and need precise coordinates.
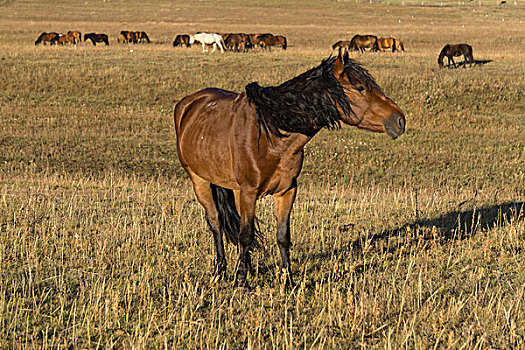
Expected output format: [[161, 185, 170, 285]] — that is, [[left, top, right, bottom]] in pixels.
[[265, 128, 314, 155]]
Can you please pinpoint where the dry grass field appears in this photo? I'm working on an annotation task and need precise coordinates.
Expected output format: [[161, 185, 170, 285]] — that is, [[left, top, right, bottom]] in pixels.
[[1, 0, 524, 348]]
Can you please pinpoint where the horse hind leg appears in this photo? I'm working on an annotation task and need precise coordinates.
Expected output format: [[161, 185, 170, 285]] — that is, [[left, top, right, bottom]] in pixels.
[[188, 173, 228, 281]]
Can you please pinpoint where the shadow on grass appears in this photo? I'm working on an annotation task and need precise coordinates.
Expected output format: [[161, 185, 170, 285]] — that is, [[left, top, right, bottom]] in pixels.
[[248, 202, 524, 287], [351, 201, 524, 253], [444, 59, 493, 68]]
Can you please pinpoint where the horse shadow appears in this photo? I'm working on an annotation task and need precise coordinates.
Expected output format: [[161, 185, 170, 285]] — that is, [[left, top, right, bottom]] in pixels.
[[307, 201, 524, 263], [449, 59, 493, 68], [247, 201, 523, 288]]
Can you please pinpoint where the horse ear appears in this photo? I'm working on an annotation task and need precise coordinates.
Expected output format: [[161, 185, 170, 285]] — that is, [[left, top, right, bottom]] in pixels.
[[334, 51, 345, 78]]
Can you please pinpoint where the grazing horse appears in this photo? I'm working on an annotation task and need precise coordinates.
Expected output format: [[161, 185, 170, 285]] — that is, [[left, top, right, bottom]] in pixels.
[[35, 32, 59, 45], [67, 31, 82, 43], [84, 33, 109, 46], [395, 39, 405, 52], [332, 40, 353, 55], [189, 33, 226, 53], [438, 43, 474, 68], [118, 31, 128, 43], [377, 37, 397, 52], [257, 34, 287, 51], [173, 51, 405, 287], [173, 34, 191, 47], [52, 33, 76, 46], [135, 31, 151, 43], [224, 33, 252, 52], [350, 34, 379, 53]]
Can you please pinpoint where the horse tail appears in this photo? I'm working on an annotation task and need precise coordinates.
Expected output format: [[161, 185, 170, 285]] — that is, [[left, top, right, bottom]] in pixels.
[[392, 38, 396, 53], [282, 36, 287, 50], [143, 32, 150, 43], [210, 184, 240, 245]]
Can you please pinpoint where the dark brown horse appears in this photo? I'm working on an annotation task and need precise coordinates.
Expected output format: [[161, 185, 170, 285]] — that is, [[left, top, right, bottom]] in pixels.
[[35, 32, 59, 45], [174, 51, 405, 287], [257, 34, 287, 51], [350, 34, 379, 53], [173, 34, 191, 47], [84, 33, 109, 46], [67, 31, 82, 43], [224, 33, 252, 52], [135, 31, 151, 43], [248, 33, 271, 49], [438, 43, 474, 68]]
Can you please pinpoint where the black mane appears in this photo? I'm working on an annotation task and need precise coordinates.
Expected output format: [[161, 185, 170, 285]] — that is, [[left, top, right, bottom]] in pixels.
[[245, 56, 380, 139]]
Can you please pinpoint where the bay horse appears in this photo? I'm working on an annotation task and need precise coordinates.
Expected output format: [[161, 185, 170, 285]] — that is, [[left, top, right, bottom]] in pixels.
[[332, 40, 353, 55], [258, 34, 287, 51], [224, 33, 252, 52], [84, 33, 109, 46], [35, 32, 59, 45], [51, 33, 76, 46], [67, 31, 82, 43], [174, 51, 405, 287], [189, 33, 226, 53], [173, 34, 191, 47], [350, 34, 379, 53], [377, 37, 397, 53], [438, 43, 474, 68]]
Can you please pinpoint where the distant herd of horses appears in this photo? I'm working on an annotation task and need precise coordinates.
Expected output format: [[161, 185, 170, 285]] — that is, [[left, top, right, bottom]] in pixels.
[[34, 30, 150, 46], [173, 32, 287, 52], [34, 30, 475, 68], [332, 34, 405, 54]]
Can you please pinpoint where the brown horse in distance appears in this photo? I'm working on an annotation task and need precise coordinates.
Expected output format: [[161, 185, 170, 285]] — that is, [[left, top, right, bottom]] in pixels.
[[173, 34, 191, 47], [52, 33, 76, 46], [84, 33, 109, 46], [350, 34, 379, 53], [257, 34, 287, 51], [35, 32, 59, 45], [174, 51, 405, 287], [224, 33, 252, 52], [377, 37, 397, 52], [438, 43, 474, 68], [332, 40, 352, 55], [135, 31, 151, 43], [67, 31, 82, 43]]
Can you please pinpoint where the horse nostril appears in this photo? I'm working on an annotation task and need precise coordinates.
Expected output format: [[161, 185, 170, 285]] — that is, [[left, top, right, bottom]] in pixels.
[[398, 115, 405, 131]]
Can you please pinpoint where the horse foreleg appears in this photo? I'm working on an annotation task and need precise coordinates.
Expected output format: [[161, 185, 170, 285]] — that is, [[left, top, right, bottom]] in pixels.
[[189, 174, 227, 281], [201, 42, 206, 53], [273, 186, 297, 288], [235, 188, 257, 288], [450, 57, 456, 68], [218, 41, 224, 53]]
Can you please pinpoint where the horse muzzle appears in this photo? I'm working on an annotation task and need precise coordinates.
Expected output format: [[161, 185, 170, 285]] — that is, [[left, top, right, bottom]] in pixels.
[[383, 112, 405, 139]]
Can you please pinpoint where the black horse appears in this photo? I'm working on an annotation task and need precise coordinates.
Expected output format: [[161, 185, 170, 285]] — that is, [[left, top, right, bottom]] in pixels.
[[438, 43, 474, 68], [84, 33, 109, 46]]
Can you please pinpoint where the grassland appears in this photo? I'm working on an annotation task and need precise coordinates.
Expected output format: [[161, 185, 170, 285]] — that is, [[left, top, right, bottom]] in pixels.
[[0, 0, 524, 348]]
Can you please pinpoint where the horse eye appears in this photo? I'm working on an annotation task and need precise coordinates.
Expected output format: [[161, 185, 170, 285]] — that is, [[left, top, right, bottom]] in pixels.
[[356, 86, 366, 92]]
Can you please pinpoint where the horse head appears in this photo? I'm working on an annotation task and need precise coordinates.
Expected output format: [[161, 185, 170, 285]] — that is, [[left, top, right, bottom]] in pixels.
[[333, 51, 405, 139]]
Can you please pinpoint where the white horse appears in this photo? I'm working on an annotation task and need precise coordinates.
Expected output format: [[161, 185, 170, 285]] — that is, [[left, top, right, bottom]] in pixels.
[[189, 32, 226, 53]]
